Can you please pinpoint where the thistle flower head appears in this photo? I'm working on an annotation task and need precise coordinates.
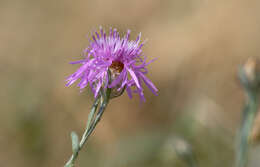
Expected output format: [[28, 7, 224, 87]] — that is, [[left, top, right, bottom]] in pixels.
[[66, 27, 158, 101]]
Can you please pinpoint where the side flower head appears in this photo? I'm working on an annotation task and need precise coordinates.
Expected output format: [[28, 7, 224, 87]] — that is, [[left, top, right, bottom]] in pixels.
[[66, 27, 158, 101]]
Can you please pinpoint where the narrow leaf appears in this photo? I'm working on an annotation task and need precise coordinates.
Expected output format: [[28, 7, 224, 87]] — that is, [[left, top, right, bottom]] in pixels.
[[71, 131, 79, 154]]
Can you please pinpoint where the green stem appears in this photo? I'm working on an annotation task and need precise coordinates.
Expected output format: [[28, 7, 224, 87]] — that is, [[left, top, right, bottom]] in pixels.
[[65, 88, 111, 167]]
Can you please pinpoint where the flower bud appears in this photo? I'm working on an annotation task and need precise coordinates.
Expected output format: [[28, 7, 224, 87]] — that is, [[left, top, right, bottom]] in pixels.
[[239, 57, 260, 91]]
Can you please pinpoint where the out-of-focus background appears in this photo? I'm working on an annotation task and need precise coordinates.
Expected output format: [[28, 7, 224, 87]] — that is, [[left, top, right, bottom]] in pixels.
[[1, 0, 260, 166]]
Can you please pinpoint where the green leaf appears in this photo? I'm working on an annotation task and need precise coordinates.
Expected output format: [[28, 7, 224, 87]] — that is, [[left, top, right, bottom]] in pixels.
[[71, 131, 79, 154]]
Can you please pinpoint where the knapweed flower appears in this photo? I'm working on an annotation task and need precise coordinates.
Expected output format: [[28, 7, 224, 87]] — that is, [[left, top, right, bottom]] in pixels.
[[66, 27, 158, 101]]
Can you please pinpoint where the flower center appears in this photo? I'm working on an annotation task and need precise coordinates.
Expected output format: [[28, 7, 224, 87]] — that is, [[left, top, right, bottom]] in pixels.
[[109, 61, 124, 73]]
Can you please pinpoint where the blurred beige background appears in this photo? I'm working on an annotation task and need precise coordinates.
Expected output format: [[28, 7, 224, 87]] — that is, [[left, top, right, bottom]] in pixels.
[[1, 0, 260, 166]]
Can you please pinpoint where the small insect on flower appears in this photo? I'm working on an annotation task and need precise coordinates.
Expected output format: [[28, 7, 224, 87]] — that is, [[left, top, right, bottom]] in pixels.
[[66, 27, 158, 101]]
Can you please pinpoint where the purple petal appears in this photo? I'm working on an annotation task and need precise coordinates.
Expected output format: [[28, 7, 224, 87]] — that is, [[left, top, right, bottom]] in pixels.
[[126, 86, 133, 99], [69, 60, 85, 64], [135, 32, 141, 42], [113, 28, 117, 38], [137, 89, 146, 102], [109, 27, 113, 37], [119, 71, 128, 90], [138, 72, 158, 95], [126, 29, 131, 41], [146, 58, 157, 66], [92, 33, 97, 43], [95, 31, 100, 39], [127, 67, 141, 89]]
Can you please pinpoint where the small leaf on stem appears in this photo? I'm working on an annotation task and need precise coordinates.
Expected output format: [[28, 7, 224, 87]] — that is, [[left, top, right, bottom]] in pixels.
[[71, 131, 79, 154]]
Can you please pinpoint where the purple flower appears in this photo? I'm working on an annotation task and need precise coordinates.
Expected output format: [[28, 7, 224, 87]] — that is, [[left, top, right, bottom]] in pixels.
[[66, 27, 158, 101]]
